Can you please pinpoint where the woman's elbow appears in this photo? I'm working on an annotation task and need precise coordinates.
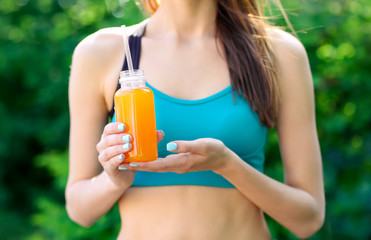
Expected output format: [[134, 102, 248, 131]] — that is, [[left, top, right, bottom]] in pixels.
[[294, 211, 325, 239], [66, 202, 95, 228]]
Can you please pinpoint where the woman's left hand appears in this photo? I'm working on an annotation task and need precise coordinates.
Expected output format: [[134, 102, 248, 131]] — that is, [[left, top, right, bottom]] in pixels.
[[120, 138, 232, 174]]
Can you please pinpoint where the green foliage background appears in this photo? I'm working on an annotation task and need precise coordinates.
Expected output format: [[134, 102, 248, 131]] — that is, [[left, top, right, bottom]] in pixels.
[[0, 0, 370, 239]]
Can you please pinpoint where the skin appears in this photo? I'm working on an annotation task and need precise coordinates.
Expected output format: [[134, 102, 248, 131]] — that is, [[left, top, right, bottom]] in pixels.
[[66, 0, 325, 239]]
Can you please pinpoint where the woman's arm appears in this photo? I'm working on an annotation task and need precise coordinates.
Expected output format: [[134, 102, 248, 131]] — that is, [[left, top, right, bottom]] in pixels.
[[217, 29, 325, 238], [66, 28, 134, 227]]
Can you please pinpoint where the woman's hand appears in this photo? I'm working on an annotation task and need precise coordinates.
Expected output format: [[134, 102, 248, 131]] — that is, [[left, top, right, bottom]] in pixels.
[[96, 122, 165, 187], [119, 138, 232, 174]]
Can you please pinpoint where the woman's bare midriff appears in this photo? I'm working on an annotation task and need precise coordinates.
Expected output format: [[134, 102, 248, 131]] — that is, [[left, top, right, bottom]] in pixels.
[[118, 185, 271, 240]]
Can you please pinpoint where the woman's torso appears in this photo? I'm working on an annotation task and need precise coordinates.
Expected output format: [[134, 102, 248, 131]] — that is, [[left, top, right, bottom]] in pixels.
[[118, 186, 270, 240], [103, 22, 270, 239]]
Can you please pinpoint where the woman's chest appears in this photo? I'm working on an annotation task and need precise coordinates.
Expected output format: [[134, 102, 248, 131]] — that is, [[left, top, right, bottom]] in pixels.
[[151, 90, 267, 159], [139, 37, 230, 101]]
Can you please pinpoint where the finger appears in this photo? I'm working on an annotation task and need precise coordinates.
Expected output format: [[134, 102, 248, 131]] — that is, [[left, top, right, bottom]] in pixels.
[[98, 143, 132, 163], [166, 139, 207, 155], [97, 133, 132, 152], [156, 130, 165, 143], [107, 153, 125, 170], [118, 157, 170, 172], [123, 153, 202, 173], [102, 122, 126, 138]]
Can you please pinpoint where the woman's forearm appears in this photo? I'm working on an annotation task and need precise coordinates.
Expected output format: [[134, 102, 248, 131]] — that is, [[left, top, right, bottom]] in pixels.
[[217, 152, 324, 239], [65, 171, 129, 227]]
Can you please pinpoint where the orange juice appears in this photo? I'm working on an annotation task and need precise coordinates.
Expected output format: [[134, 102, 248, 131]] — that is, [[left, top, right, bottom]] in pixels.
[[114, 70, 158, 162]]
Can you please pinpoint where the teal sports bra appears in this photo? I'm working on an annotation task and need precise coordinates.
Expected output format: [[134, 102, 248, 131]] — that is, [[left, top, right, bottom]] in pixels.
[[110, 24, 268, 188]]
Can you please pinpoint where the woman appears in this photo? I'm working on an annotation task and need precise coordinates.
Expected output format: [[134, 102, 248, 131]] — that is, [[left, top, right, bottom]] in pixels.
[[66, 0, 325, 239]]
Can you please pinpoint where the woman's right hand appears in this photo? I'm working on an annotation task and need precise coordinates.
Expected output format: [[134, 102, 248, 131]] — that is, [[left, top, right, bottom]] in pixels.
[[96, 122, 165, 188], [96, 122, 135, 188]]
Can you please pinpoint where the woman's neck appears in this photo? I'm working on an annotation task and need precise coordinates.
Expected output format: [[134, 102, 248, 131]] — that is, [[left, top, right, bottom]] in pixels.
[[146, 0, 217, 39]]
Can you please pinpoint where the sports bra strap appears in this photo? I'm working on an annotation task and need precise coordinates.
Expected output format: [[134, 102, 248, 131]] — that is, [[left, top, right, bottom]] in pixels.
[[108, 22, 147, 119]]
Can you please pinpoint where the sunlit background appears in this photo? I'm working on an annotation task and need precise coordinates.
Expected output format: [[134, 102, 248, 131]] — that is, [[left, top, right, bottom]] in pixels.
[[0, 0, 370, 239]]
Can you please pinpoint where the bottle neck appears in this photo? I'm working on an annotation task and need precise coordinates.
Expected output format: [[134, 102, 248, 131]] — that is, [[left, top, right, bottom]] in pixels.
[[120, 79, 146, 89], [119, 70, 146, 90]]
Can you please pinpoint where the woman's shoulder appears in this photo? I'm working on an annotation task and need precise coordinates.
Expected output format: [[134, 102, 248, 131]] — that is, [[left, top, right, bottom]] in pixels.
[[265, 28, 313, 99], [266, 27, 307, 62], [69, 23, 146, 103], [71, 23, 144, 65]]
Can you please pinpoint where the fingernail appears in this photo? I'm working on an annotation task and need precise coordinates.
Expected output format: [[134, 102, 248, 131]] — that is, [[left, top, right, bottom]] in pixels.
[[118, 167, 128, 170], [122, 134, 132, 142], [159, 130, 165, 136], [129, 163, 138, 167], [167, 142, 177, 151], [118, 154, 124, 160], [118, 123, 125, 131], [123, 143, 131, 150]]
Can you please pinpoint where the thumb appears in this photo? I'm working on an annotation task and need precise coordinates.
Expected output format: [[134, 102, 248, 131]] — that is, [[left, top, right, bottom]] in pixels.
[[156, 130, 165, 143], [166, 139, 206, 155]]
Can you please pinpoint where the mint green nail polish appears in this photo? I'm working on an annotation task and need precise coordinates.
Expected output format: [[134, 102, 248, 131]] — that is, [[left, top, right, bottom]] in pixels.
[[118, 167, 128, 170], [123, 143, 131, 150], [129, 163, 138, 167], [122, 134, 131, 142], [118, 154, 123, 160], [118, 123, 125, 131], [167, 142, 178, 151]]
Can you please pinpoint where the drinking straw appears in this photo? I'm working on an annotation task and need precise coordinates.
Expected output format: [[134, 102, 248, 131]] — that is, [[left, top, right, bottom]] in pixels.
[[121, 25, 134, 76]]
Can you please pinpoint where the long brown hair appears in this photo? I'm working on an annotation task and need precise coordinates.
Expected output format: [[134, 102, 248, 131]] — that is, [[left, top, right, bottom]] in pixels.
[[139, 0, 288, 128]]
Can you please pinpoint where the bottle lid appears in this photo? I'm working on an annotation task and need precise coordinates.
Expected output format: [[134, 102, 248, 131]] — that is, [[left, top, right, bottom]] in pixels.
[[119, 70, 146, 83]]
